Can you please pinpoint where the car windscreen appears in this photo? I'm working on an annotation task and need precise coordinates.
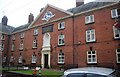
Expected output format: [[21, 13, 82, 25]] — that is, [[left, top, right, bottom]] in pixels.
[[67, 73, 85, 77]]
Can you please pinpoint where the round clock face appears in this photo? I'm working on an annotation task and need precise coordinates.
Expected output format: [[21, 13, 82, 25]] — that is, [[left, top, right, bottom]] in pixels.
[[42, 11, 55, 21]]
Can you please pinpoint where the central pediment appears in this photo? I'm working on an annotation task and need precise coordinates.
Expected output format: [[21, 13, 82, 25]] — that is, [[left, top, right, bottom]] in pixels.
[[29, 4, 73, 28]]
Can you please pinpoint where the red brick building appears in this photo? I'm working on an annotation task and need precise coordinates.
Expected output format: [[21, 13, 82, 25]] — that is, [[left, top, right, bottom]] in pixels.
[[0, 1, 120, 69]]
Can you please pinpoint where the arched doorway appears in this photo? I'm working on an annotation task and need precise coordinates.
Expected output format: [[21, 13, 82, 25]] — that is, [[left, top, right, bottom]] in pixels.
[[41, 33, 51, 68]]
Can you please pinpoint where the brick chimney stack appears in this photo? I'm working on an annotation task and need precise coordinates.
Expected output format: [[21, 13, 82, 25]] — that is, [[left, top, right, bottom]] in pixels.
[[28, 13, 34, 24], [2, 16, 8, 26], [76, 0, 84, 7]]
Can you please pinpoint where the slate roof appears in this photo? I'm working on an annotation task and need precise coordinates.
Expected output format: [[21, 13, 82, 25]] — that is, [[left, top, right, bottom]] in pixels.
[[67, 2, 115, 14], [13, 23, 29, 32], [0, 2, 117, 34], [0, 23, 15, 35]]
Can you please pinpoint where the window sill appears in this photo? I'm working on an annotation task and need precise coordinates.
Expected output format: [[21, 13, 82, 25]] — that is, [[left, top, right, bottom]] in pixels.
[[33, 34, 38, 36], [58, 28, 65, 31], [1, 39, 5, 41], [58, 44, 65, 47], [12, 39, 15, 41], [32, 47, 37, 49], [111, 16, 119, 19], [116, 63, 120, 65], [19, 49, 23, 51], [87, 63, 97, 65], [11, 50, 14, 52], [85, 22, 95, 25], [57, 63, 65, 65], [114, 38, 120, 40], [20, 37, 24, 39], [86, 41, 96, 44]]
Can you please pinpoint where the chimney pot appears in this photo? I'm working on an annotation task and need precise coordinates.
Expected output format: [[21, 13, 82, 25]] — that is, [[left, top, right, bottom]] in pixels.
[[76, 0, 84, 7], [28, 13, 34, 24], [2, 16, 8, 26]]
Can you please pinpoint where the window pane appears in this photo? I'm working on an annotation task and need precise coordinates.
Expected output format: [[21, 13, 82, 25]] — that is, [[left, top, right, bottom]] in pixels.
[[87, 74, 106, 77], [92, 51, 95, 54], [112, 9, 117, 17], [85, 16, 89, 23], [117, 49, 120, 52], [88, 51, 91, 54], [118, 54, 120, 57], [118, 9, 120, 15], [90, 15, 93, 22]]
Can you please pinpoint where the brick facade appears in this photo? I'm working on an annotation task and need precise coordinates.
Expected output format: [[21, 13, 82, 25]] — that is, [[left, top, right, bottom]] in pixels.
[[1, 2, 120, 69]]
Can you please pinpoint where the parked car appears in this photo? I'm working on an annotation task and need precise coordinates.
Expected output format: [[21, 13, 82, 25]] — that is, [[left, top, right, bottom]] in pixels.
[[62, 67, 120, 77]]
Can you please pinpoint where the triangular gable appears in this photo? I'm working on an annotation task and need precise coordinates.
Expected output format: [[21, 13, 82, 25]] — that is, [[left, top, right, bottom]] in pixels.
[[28, 4, 73, 28]]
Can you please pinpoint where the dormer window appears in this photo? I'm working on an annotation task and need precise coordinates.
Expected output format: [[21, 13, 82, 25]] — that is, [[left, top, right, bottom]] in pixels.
[[58, 22, 65, 30], [85, 15, 94, 24]]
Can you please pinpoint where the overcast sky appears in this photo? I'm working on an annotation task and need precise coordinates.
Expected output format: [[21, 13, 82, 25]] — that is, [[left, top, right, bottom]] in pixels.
[[0, 0, 118, 27]]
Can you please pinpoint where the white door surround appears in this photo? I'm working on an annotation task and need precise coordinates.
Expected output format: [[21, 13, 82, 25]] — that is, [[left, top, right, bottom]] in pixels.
[[41, 33, 51, 68]]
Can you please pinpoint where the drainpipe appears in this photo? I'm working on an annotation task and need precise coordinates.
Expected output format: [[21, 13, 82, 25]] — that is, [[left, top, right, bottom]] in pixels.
[[72, 15, 75, 65], [6, 35, 11, 68]]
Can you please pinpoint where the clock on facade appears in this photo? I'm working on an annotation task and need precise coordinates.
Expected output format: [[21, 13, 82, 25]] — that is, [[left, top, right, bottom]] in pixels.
[[42, 11, 55, 21]]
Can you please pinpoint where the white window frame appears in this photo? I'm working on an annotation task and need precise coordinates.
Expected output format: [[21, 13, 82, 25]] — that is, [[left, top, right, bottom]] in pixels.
[[58, 51, 65, 64], [10, 56, 14, 62], [20, 32, 24, 38], [1, 34, 5, 40], [19, 55, 22, 63], [87, 51, 97, 64], [58, 22, 65, 30], [32, 55, 36, 63], [116, 49, 120, 63], [58, 34, 65, 45], [13, 35, 16, 40], [111, 9, 119, 18], [33, 39, 37, 48], [85, 15, 94, 24], [86, 29, 96, 42], [3, 55, 6, 62], [20, 43, 24, 50], [11, 43, 15, 51], [34, 28, 38, 35], [113, 26, 120, 39], [0, 43, 4, 51]]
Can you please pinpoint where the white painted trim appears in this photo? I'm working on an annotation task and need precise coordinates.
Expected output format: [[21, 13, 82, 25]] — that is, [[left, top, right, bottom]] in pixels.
[[87, 51, 97, 64], [86, 29, 96, 42], [85, 15, 94, 24], [58, 22, 65, 30], [28, 4, 73, 28], [116, 49, 120, 63], [111, 9, 118, 18], [113, 26, 120, 39], [58, 34, 65, 46], [47, 4, 73, 15]]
